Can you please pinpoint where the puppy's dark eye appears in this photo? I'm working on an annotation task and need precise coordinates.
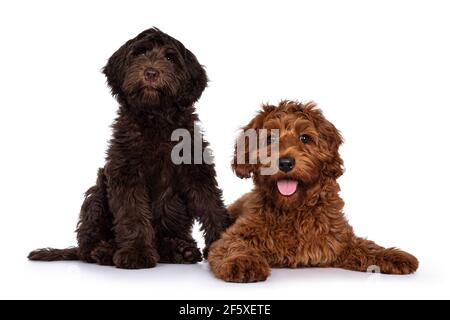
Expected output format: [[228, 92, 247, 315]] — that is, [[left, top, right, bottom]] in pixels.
[[165, 53, 176, 62], [299, 134, 311, 144]]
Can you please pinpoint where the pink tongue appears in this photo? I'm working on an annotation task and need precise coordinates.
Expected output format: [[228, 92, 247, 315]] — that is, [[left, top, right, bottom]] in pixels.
[[277, 180, 298, 196]]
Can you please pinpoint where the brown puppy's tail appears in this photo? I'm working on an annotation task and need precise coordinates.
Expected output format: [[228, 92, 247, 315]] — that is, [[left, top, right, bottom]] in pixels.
[[28, 247, 79, 261]]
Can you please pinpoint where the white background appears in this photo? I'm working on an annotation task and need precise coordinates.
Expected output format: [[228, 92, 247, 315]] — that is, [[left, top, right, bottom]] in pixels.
[[0, 0, 449, 300]]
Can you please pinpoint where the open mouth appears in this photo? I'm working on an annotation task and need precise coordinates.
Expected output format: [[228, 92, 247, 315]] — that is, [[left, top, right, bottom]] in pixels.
[[276, 179, 298, 196]]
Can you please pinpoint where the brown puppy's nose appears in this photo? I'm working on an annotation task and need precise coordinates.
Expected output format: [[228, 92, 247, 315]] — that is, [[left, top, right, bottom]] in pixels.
[[278, 157, 295, 173], [144, 68, 159, 82]]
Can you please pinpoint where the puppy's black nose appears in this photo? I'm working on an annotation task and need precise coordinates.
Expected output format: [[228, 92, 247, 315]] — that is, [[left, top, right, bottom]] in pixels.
[[144, 68, 160, 82], [278, 157, 295, 173]]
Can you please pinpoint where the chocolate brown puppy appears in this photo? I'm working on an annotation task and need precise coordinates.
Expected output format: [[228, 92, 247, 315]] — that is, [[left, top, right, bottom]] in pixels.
[[29, 28, 231, 269], [209, 101, 418, 282]]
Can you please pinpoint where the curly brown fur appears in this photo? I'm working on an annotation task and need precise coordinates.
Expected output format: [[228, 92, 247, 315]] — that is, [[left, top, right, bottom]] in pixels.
[[28, 28, 231, 269], [209, 101, 418, 282]]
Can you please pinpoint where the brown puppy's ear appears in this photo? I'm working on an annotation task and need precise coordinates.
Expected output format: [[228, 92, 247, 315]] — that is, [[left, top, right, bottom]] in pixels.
[[310, 107, 344, 179], [232, 104, 276, 179], [186, 49, 208, 102], [103, 38, 134, 97], [178, 48, 208, 106]]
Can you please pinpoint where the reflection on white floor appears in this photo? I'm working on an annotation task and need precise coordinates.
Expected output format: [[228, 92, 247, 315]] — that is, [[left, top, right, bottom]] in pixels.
[[0, 259, 429, 299]]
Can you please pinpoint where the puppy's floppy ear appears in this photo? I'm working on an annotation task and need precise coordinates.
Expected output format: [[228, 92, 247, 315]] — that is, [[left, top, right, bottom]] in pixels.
[[232, 105, 276, 179], [178, 49, 208, 105], [232, 128, 256, 179], [103, 38, 134, 97], [311, 108, 344, 179]]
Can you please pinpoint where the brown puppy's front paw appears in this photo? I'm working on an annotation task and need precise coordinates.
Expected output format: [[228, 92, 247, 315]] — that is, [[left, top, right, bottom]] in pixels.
[[218, 256, 271, 283], [176, 242, 202, 264], [376, 249, 419, 275], [158, 238, 202, 264], [113, 248, 158, 269]]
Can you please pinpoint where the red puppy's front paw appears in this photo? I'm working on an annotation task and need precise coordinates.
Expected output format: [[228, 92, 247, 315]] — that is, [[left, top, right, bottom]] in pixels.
[[217, 256, 271, 283], [377, 249, 419, 275]]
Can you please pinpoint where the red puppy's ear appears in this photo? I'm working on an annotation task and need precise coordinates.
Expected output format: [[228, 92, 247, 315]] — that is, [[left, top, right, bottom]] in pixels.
[[323, 124, 344, 179], [231, 105, 276, 179], [232, 130, 257, 179], [311, 108, 344, 179]]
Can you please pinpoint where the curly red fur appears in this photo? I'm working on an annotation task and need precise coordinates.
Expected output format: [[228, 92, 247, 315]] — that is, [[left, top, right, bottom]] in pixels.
[[209, 101, 418, 282]]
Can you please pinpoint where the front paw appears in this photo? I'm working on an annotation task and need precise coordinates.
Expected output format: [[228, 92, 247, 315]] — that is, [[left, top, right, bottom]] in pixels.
[[113, 248, 158, 269], [168, 239, 202, 264], [377, 249, 419, 275], [217, 256, 271, 283], [176, 242, 202, 264]]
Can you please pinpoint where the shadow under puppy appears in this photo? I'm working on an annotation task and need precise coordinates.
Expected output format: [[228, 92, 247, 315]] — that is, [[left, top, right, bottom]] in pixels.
[[29, 28, 231, 269], [208, 101, 418, 282]]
